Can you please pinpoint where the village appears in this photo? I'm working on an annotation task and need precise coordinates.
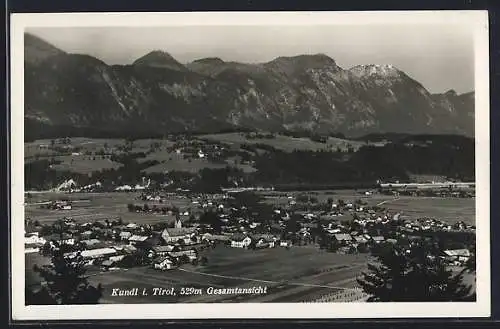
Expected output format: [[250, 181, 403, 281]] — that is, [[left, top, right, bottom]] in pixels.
[[25, 185, 476, 303], [24, 134, 477, 303]]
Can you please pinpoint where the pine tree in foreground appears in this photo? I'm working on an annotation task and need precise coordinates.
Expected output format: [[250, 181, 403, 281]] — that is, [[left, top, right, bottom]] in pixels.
[[357, 240, 472, 302], [28, 242, 103, 305]]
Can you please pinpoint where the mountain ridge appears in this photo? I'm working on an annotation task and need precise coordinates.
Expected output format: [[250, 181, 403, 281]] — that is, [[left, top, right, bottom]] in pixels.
[[24, 33, 475, 140]]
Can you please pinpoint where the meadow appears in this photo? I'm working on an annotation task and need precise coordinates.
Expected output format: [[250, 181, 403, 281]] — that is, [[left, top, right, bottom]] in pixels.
[[24, 191, 192, 225], [88, 245, 368, 304], [259, 190, 476, 225], [199, 132, 366, 152]]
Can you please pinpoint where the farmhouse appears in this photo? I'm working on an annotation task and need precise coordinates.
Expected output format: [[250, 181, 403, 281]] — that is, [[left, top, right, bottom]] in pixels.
[[80, 239, 101, 247], [443, 249, 471, 264], [371, 236, 385, 244], [168, 249, 197, 258], [230, 234, 252, 248], [280, 240, 292, 247], [113, 244, 137, 254], [64, 247, 117, 260], [25, 233, 46, 246], [46, 233, 75, 245], [254, 234, 277, 248], [119, 231, 132, 240], [101, 255, 125, 269], [333, 233, 353, 246], [154, 257, 175, 270], [128, 235, 149, 245], [353, 235, 369, 245], [150, 245, 176, 257], [202, 233, 230, 242], [25, 247, 40, 254]]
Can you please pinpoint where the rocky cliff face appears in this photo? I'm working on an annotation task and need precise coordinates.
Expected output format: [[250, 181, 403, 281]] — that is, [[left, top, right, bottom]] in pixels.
[[24, 33, 474, 138]]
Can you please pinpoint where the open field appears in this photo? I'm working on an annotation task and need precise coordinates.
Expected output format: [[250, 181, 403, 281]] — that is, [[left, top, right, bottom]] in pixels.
[[259, 190, 475, 225], [50, 155, 123, 174], [142, 155, 228, 174], [25, 138, 170, 162], [26, 137, 258, 174], [198, 133, 366, 152], [140, 152, 257, 174], [24, 192, 192, 225], [87, 246, 369, 303], [378, 197, 475, 225]]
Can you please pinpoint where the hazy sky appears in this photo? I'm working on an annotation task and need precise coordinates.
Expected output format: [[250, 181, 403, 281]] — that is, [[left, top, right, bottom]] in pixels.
[[27, 25, 475, 93]]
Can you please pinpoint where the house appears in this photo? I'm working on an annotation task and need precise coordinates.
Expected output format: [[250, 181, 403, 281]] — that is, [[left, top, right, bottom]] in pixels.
[[101, 259, 116, 268], [333, 234, 353, 245], [113, 244, 137, 254], [25, 247, 40, 254], [128, 235, 149, 245], [255, 234, 277, 248], [161, 227, 196, 244], [115, 185, 133, 191], [443, 249, 471, 264], [280, 240, 292, 247], [119, 231, 132, 241], [230, 234, 252, 248], [168, 249, 197, 258], [150, 245, 176, 257], [80, 230, 93, 239], [371, 236, 385, 244], [101, 254, 126, 268], [64, 247, 117, 260], [202, 233, 230, 242], [46, 233, 75, 245], [154, 257, 175, 270], [25, 234, 46, 246], [353, 235, 368, 244], [81, 239, 101, 247]]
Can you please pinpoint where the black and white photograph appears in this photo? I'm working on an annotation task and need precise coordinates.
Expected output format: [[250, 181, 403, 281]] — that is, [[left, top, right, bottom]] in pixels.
[[10, 11, 490, 320]]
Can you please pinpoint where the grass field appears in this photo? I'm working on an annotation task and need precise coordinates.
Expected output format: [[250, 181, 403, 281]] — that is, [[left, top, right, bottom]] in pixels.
[[377, 197, 475, 225], [141, 156, 228, 174], [198, 133, 366, 152], [140, 151, 257, 174], [259, 190, 476, 225], [87, 246, 369, 304], [24, 192, 192, 225], [50, 155, 123, 174]]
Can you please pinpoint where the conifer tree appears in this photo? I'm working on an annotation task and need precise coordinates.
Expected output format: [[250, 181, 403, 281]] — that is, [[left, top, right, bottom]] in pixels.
[[357, 240, 472, 302], [28, 242, 103, 305]]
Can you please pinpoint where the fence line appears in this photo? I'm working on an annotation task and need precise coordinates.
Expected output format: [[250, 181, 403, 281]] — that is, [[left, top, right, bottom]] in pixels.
[[303, 287, 371, 303]]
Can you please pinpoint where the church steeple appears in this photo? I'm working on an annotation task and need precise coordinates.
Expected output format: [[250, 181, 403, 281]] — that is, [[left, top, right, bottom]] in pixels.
[[175, 213, 182, 228]]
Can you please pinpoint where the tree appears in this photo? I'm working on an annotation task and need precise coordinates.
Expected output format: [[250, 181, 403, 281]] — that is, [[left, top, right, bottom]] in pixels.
[[199, 211, 223, 233], [357, 241, 472, 302], [28, 242, 103, 305], [179, 254, 190, 264], [285, 215, 301, 234]]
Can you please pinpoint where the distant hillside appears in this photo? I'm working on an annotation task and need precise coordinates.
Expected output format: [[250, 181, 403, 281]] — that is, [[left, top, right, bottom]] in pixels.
[[24, 33, 475, 140]]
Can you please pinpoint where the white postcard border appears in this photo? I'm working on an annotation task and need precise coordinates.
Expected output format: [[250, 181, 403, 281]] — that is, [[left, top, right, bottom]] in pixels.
[[10, 10, 490, 320]]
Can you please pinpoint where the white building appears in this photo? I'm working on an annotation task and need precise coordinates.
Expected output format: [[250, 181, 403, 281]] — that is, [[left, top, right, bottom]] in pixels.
[[230, 235, 252, 248], [154, 258, 174, 270]]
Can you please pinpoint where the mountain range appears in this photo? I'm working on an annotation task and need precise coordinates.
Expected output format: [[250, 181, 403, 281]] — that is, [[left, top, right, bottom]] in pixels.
[[24, 33, 474, 139]]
